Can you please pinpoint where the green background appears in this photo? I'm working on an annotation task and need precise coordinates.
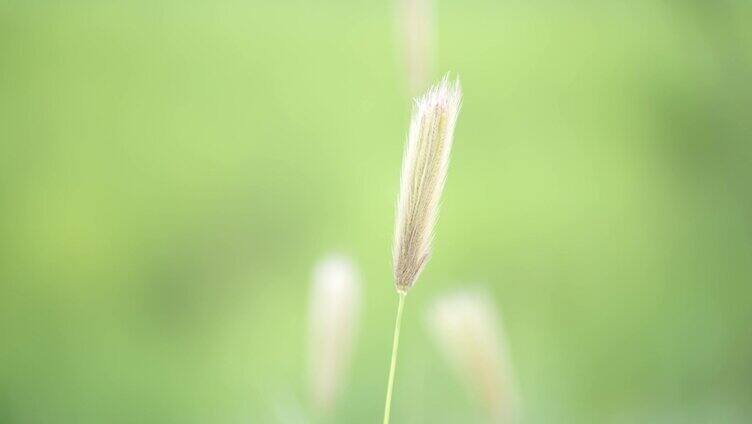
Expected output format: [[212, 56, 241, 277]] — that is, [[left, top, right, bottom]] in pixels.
[[2, 1, 752, 422]]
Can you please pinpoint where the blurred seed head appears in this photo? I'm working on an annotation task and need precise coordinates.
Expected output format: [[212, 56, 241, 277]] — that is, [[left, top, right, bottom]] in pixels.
[[308, 254, 361, 414], [397, 0, 435, 95], [393, 76, 462, 293], [427, 290, 518, 423]]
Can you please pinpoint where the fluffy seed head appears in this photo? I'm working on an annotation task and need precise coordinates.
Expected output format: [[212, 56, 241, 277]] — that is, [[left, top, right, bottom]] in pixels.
[[308, 254, 361, 414], [393, 75, 462, 293], [427, 290, 518, 423]]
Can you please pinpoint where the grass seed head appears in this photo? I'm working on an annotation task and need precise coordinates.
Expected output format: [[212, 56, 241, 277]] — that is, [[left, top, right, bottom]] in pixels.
[[308, 254, 361, 414], [393, 75, 462, 293], [427, 290, 518, 423]]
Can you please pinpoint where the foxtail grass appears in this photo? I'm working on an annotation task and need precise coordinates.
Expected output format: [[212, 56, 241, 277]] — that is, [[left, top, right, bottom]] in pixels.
[[397, 0, 434, 95], [383, 75, 462, 424], [308, 254, 361, 417], [428, 290, 518, 423]]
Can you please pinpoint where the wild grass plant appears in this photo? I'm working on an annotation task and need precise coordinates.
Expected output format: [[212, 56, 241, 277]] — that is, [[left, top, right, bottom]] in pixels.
[[428, 290, 518, 423], [383, 75, 462, 424]]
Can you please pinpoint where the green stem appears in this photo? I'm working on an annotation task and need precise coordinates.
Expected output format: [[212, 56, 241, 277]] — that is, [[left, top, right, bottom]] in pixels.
[[383, 292, 406, 424]]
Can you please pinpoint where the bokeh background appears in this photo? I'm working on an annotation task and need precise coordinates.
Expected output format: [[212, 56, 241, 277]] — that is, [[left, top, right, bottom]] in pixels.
[[2, 1, 752, 422]]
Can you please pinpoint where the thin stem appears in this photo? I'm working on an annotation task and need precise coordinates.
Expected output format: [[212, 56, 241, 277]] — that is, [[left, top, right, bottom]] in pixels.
[[383, 292, 407, 424]]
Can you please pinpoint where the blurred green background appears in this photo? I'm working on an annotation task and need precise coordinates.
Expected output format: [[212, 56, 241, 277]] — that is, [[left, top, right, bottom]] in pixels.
[[2, 0, 752, 422]]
